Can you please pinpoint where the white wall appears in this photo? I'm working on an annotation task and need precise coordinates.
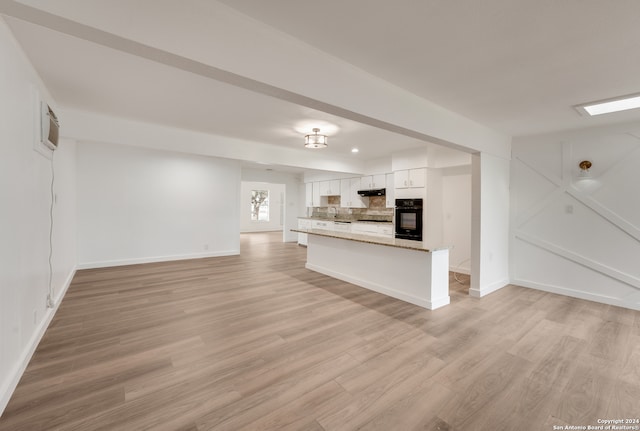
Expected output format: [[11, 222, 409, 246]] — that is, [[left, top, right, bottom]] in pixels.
[[471, 153, 511, 297], [51, 140, 78, 302], [442, 165, 472, 274], [425, 168, 444, 246], [363, 157, 393, 175], [427, 144, 472, 168], [64, 109, 367, 175], [0, 19, 77, 415], [392, 147, 429, 171], [241, 168, 303, 242], [421, 165, 472, 274], [76, 142, 241, 268], [511, 124, 640, 310], [240, 181, 285, 233]]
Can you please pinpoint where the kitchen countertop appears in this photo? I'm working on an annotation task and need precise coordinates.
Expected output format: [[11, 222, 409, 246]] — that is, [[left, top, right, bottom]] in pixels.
[[298, 216, 393, 225], [292, 228, 448, 253]]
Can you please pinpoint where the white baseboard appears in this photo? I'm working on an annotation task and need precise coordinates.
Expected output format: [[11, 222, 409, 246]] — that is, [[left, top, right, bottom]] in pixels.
[[469, 278, 509, 298], [0, 267, 76, 417], [77, 249, 240, 270], [513, 278, 640, 311], [306, 263, 449, 310], [428, 295, 451, 310]]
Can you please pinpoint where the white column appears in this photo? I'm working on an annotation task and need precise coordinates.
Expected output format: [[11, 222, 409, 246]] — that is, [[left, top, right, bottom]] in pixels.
[[470, 152, 511, 297]]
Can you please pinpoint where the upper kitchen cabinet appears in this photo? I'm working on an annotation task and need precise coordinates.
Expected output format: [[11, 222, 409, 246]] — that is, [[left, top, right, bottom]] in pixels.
[[394, 168, 426, 189], [360, 174, 386, 190], [312, 182, 323, 206], [340, 178, 368, 208], [385, 173, 395, 208], [319, 179, 341, 196], [305, 182, 313, 207]]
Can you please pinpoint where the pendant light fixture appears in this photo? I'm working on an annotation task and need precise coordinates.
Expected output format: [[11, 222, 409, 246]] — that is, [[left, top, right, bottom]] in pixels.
[[304, 128, 328, 149]]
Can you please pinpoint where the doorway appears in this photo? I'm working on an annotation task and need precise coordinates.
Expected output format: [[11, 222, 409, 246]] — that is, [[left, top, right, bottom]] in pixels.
[[240, 181, 285, 234]]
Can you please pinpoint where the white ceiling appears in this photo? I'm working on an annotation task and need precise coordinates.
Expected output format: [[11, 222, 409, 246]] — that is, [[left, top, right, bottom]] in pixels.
[[3, 0, 640, 169], [218, 0, 640, 137], [3, 15, 428, 162]]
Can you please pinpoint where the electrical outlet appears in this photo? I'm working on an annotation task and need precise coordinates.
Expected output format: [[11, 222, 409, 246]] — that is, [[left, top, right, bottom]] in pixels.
[[33, 309, 37, 324], [203, 244, 209, 251], [565, 204, 574, 214]]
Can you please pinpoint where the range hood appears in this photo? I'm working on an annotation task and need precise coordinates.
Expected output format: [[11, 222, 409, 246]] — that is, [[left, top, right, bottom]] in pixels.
[[357, 188, 386, 197]]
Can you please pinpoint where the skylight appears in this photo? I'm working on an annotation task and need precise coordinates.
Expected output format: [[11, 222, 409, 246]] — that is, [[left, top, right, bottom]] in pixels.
[[577, 93, 640, 116]]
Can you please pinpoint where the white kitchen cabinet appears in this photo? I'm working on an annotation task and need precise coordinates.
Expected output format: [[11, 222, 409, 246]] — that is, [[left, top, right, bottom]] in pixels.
[[305, 182, 313, 207], [394, 168, 426, 189], [340, 178, 351, 207], [319, 179, 340, 196], [351, 222, 394, 238], [360, 174, 386, 190], [331, 179, 341, 195], [333, 221, 351, 233], [319, 181, 329, 196], [311, 220, 334, 230], [298, 218, 311, 246], [360, 176, 372, 190], [385, 173, 395, 208], [351, 222, 378, 236], [312, 182, 322, 206], [378, 225, 394, 238], [350, 178, 368, 208], [394, 170, 409, 189], [340, 177, 368, 208]]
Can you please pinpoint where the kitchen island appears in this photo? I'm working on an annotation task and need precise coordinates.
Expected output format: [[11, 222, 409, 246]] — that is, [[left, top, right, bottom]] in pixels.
[[291, 228, 450, 310]]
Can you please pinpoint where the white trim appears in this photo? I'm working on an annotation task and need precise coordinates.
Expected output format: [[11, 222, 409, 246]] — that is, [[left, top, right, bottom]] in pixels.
[[566, 186, 640, 242], [515, 231, 640, 290], [514, 155, 562, 187], [0, 267, 76, 417], [77, 250, 240, 270], [305, 263, 450, 310], [240, 228, 284, 233], [428, 295, 452, 310], [513, 279, 640, 311], [469, 278, 509, 298]]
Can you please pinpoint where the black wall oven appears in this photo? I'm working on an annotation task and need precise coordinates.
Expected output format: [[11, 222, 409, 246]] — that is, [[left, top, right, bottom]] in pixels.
[[395, 198, 423, 241]]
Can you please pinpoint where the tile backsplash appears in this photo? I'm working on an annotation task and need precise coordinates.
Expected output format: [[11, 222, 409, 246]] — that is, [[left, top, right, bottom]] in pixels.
[[311, 196, 393, 221], [368, 196, 387, 209]]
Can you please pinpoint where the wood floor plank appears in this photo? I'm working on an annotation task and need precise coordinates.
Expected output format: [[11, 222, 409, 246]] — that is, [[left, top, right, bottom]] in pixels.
[[551, 354, 617, 426], [196, 353, 360, 430], [431, 332, 511, 391], [437, 352, 532, 430], [356, 382, 454, 431], [317, 353, 446, 431], [1, 231, 639, 431], [459, 335, 585, 430], [507, 318, 566, 363], [235, 380, 351, 431]]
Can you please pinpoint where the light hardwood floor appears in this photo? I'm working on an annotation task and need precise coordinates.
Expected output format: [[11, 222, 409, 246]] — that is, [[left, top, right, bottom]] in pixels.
[[2, 232, 639, 430]]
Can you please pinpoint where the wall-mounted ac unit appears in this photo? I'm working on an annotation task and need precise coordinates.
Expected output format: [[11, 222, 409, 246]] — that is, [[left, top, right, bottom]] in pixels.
[[41, 101, 59, 151]]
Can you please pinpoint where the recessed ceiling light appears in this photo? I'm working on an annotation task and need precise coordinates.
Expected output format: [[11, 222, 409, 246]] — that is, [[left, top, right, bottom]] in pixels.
[[351, 148, 359, 153], [576, 93, 640, 116]]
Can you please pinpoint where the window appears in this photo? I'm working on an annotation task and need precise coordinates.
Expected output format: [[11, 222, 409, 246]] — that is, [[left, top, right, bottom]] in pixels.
[[251, 190, 269, 221]]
